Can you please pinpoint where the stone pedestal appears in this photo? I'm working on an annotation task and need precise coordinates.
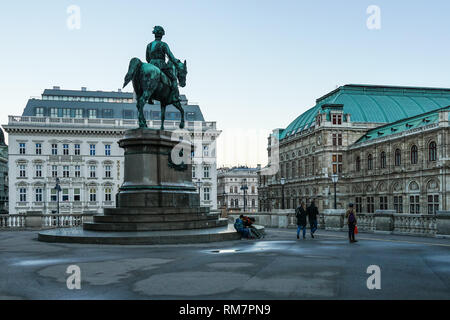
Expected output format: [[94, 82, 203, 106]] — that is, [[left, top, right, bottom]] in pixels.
[[25, 211, 43, 228], [39, 128, 250, 244], [436, 211, 450, 237], [374, 210, 395, 233]]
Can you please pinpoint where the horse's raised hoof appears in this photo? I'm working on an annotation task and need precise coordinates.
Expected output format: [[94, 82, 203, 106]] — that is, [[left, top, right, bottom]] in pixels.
[[179, 121, 185, 129]]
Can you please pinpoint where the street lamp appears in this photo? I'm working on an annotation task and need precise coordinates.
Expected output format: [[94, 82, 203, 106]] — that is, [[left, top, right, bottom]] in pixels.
[[240, 179, 248, 213], [54, 177, 61, 225], [195, 179, 203, 207], [331, 174, 338, 209], [280, 177, 286, 209]]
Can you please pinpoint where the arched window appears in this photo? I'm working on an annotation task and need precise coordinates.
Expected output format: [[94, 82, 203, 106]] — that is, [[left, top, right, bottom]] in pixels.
[[410, 145, 418, 164], [380, 151, 386, 169], [356, 156, 361, 172], [367, 154, 373, 170], [394, 149, 401, 166], [429, 141, 437, 161]]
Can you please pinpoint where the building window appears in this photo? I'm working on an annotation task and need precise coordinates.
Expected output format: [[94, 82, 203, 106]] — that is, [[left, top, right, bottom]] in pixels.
[[63, 165, 69, 178], [103, 109, 113, 118], [410, 145, 418, 164], [355, 197, 362, 213], [62, 109, 71, 118], [105, 144, 111, 156], [367, 154, 373, 171], [74, 188, 81, 202], [379, 196, 388, 210], [429, 141, 437, 161], [88, 109, 97, 119], [74, 144, 80, 155], [89, 188, 96, 202], [19, 143, 26, 154], [75, 109, 83, 118], [332, 114, 342, 125], [75, 165, 81, 178], [105, 188, 112, 201], [63, 144, 69, 155], [62, 189, 69, 201], [35, 143, 42, 155], [394, 149, 401, 166], [409, 195, 420, 214], [332, 154, 342, 174], [367, 196, 374, 213], [203, 166, 210, 178], [19, 188, 26, 202], [89, 165, 96, 178], [105, 165, 111, 178], [332, 133, 342, 146], [51, 189, 57, 202], [35, 188, 43, 202], [90, 144, 96, 156], [51, 144, 58, 155], [394, 196, 403, 213], [35, 107, 44, 117], [19, 165, 26, 178], [50, 108, 58, 118], [380, 151, 386, 169], [356, 156, 361, 172], [52, 165, 58, 177], [192, 166, 196, 178], [203, 187, 210, 201], [203, 145, 209, 157], [35, 164, 42, 177], [427, 195, 439, 215]]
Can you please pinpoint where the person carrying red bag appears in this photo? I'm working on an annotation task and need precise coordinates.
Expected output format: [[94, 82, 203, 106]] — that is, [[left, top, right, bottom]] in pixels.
[[345, 203, 358, 243]]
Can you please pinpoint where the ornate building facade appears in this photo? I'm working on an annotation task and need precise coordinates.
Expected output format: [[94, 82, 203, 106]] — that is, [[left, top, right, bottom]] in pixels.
[[258, 84, 450, 215], [217, 166, 259, 213], [4, 87, 220, 215]]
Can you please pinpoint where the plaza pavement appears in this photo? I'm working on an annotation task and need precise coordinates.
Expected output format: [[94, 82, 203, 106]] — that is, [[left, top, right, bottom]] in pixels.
[[0, 228, 449, 300]]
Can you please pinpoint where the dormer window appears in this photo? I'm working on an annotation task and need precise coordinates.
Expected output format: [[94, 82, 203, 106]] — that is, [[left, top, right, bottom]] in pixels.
[[316, 114, 321, 126], [332, 114, 342, 125]]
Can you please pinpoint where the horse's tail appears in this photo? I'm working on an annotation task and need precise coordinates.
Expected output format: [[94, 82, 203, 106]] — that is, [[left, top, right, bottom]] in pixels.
[[123, 57, 142, 88]]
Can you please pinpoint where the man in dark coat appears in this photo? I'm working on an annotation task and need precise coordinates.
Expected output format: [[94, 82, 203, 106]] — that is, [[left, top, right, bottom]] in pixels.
[[307, 200, 319, 238], [295, 201, 308, 239]]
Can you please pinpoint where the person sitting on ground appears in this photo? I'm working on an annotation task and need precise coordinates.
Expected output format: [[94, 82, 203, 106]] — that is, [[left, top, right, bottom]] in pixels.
[[241, 215, 263, 239]]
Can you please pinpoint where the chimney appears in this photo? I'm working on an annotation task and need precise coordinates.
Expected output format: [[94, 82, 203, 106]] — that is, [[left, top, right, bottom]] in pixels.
[[53, 86, 60, 90], [118, 88, 122, 93], [81, 87, 87, 91]]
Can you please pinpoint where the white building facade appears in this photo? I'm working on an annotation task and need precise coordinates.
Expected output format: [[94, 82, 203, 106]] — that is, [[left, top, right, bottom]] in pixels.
[[3, 87, 220, 214]]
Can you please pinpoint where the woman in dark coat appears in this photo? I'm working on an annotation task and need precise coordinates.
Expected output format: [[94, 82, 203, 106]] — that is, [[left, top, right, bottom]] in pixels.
[[345, 203, 358, 243], [295, 201, 308, 239]]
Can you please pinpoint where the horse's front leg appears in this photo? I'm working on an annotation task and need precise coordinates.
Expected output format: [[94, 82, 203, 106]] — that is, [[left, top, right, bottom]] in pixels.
[[174, 101, 185, 129], [137, 97, 148, 128], [160, 105, 166, 131]]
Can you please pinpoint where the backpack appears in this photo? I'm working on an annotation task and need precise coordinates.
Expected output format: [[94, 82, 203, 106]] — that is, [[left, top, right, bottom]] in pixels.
[[348, 212, 356, 224]]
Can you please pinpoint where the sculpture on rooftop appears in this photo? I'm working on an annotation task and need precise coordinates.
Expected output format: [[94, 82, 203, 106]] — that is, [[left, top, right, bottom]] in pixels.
[[123, 26, 187, 129]]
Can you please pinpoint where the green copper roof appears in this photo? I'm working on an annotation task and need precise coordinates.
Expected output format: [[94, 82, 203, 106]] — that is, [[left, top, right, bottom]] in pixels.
[[280, 84, 450, 140], [354, 106, 450, 144]]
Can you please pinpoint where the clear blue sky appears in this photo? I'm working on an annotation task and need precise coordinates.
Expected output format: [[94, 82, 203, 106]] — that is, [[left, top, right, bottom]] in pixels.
[[1, 0, 449, 166]]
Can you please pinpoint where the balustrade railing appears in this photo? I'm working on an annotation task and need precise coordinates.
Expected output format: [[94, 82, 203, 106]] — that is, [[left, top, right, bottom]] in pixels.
[[0, 213, 93, 229]]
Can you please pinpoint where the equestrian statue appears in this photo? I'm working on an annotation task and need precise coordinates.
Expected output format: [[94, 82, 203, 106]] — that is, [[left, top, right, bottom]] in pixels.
[[123, 26, 187, 130]]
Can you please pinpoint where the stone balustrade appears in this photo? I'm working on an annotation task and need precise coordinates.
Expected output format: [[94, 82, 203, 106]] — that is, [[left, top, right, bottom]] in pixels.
[[0, 212, 94, 230], [228, 209, 449, 238]]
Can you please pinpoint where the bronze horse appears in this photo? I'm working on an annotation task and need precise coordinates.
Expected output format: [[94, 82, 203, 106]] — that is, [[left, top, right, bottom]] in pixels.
[[123, 57, 187, 129]]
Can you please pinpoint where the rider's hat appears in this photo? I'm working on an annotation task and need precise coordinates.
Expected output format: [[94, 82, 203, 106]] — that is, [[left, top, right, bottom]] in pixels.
[[153, 26, 165, 36]]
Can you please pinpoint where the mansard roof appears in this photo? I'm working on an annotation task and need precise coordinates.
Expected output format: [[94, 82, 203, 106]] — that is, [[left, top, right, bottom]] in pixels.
[[21, 98, 204, 121], [280, 84, 450, 139], [353, 105, 450, 145]]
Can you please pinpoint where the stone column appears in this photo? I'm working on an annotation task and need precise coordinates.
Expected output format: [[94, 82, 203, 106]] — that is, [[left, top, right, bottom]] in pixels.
[[374, 210, 395, 233], [436, 211, 450, 237], [25, 211, 43, 228]]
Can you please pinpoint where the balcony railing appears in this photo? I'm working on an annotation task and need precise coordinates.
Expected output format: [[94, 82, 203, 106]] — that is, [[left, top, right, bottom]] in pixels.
[[7, 116, 217, 131]]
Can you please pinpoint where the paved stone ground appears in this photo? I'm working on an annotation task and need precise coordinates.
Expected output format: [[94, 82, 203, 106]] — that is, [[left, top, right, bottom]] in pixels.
[[0, 228, 449, 300]]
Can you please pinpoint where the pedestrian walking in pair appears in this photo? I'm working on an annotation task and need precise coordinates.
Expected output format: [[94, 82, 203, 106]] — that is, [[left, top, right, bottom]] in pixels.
[[307, 200, 319, 238], [295, 201, 308, 239], [345, 203, 358, 243]]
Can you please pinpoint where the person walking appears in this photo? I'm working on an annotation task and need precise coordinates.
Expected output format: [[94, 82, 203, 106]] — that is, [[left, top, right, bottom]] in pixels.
[[345, 203, 358, 243], [307, 200, 319, 238], [295, 201, 308, 239]]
